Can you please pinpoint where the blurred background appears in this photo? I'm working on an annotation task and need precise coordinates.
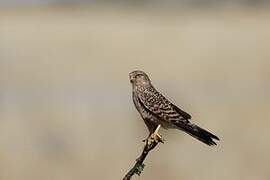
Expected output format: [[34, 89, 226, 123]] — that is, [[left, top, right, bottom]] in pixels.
[[1, 0, 270, 180]]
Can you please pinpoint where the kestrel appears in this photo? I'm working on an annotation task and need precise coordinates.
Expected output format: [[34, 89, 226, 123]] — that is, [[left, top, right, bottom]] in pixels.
[[129, 70, 219, 146]]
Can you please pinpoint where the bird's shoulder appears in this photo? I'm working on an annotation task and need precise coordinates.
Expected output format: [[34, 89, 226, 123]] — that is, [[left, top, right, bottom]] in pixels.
[[137, 86, 192, 120], [138, 86, 168, 106]]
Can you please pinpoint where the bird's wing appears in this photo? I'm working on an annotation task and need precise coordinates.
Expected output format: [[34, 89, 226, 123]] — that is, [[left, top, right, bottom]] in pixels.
[[170, 103, 191, 120], [138, 87, 191, 122]]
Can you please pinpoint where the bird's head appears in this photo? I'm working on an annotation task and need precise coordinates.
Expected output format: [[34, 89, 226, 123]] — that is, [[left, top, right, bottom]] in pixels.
[[129, 70, 151, 86]]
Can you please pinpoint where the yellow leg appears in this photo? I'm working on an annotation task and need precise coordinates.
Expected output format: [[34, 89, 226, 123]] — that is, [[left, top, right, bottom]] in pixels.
[[149, 125, 164, 143]]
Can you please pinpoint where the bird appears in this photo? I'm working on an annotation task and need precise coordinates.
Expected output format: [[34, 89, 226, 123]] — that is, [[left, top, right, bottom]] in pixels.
[[129, 70, 219, 146]]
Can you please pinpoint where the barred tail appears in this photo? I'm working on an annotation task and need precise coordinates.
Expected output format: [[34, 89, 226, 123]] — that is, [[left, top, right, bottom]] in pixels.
[[174, 122, 219, 146]]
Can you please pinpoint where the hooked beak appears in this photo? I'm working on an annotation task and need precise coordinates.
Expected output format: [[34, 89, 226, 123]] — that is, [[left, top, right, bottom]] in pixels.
[[129, 74, 135, 83], [130, 77, 134, 83]]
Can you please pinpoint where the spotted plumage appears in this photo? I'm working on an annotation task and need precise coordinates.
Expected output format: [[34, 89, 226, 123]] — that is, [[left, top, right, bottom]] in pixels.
[[129, 70, 219, 146]]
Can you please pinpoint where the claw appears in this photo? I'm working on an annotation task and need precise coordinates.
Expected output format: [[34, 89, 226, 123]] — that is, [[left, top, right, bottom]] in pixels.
[[149, 125, 164, 144]]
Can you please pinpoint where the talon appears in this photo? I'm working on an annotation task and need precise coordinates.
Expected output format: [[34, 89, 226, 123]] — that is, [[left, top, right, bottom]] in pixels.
[[151, 125, 165, 143], [152, 133, 164, 143]]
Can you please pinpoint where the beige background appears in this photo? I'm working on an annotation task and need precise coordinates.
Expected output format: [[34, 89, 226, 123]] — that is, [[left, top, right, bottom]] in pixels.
[[1, 5, 270, 180]]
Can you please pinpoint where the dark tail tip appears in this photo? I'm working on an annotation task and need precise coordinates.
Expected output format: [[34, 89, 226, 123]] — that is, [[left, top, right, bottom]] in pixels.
[[175, 122, 220, 146], [196, 126, 220, 146], [172, 120, 220, 146]]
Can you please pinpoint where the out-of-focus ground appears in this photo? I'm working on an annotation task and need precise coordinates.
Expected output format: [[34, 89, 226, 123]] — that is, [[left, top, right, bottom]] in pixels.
[[1, 5, 270, 180]]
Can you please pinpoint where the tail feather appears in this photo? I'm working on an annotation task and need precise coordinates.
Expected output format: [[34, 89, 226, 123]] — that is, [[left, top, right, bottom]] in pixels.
[[174, 121, 219, 146]]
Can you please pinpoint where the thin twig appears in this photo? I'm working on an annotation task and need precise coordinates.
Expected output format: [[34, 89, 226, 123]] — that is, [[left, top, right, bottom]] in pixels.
[[122, 138, 161, 180]]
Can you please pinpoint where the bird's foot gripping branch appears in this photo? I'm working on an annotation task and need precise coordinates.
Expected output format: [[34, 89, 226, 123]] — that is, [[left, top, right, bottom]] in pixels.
[[149, 124, 164, 144], [122, 125, 163, 180]]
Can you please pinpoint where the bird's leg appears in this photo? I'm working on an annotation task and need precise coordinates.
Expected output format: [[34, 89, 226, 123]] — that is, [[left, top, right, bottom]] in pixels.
[[149, 125, 164, 144]]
